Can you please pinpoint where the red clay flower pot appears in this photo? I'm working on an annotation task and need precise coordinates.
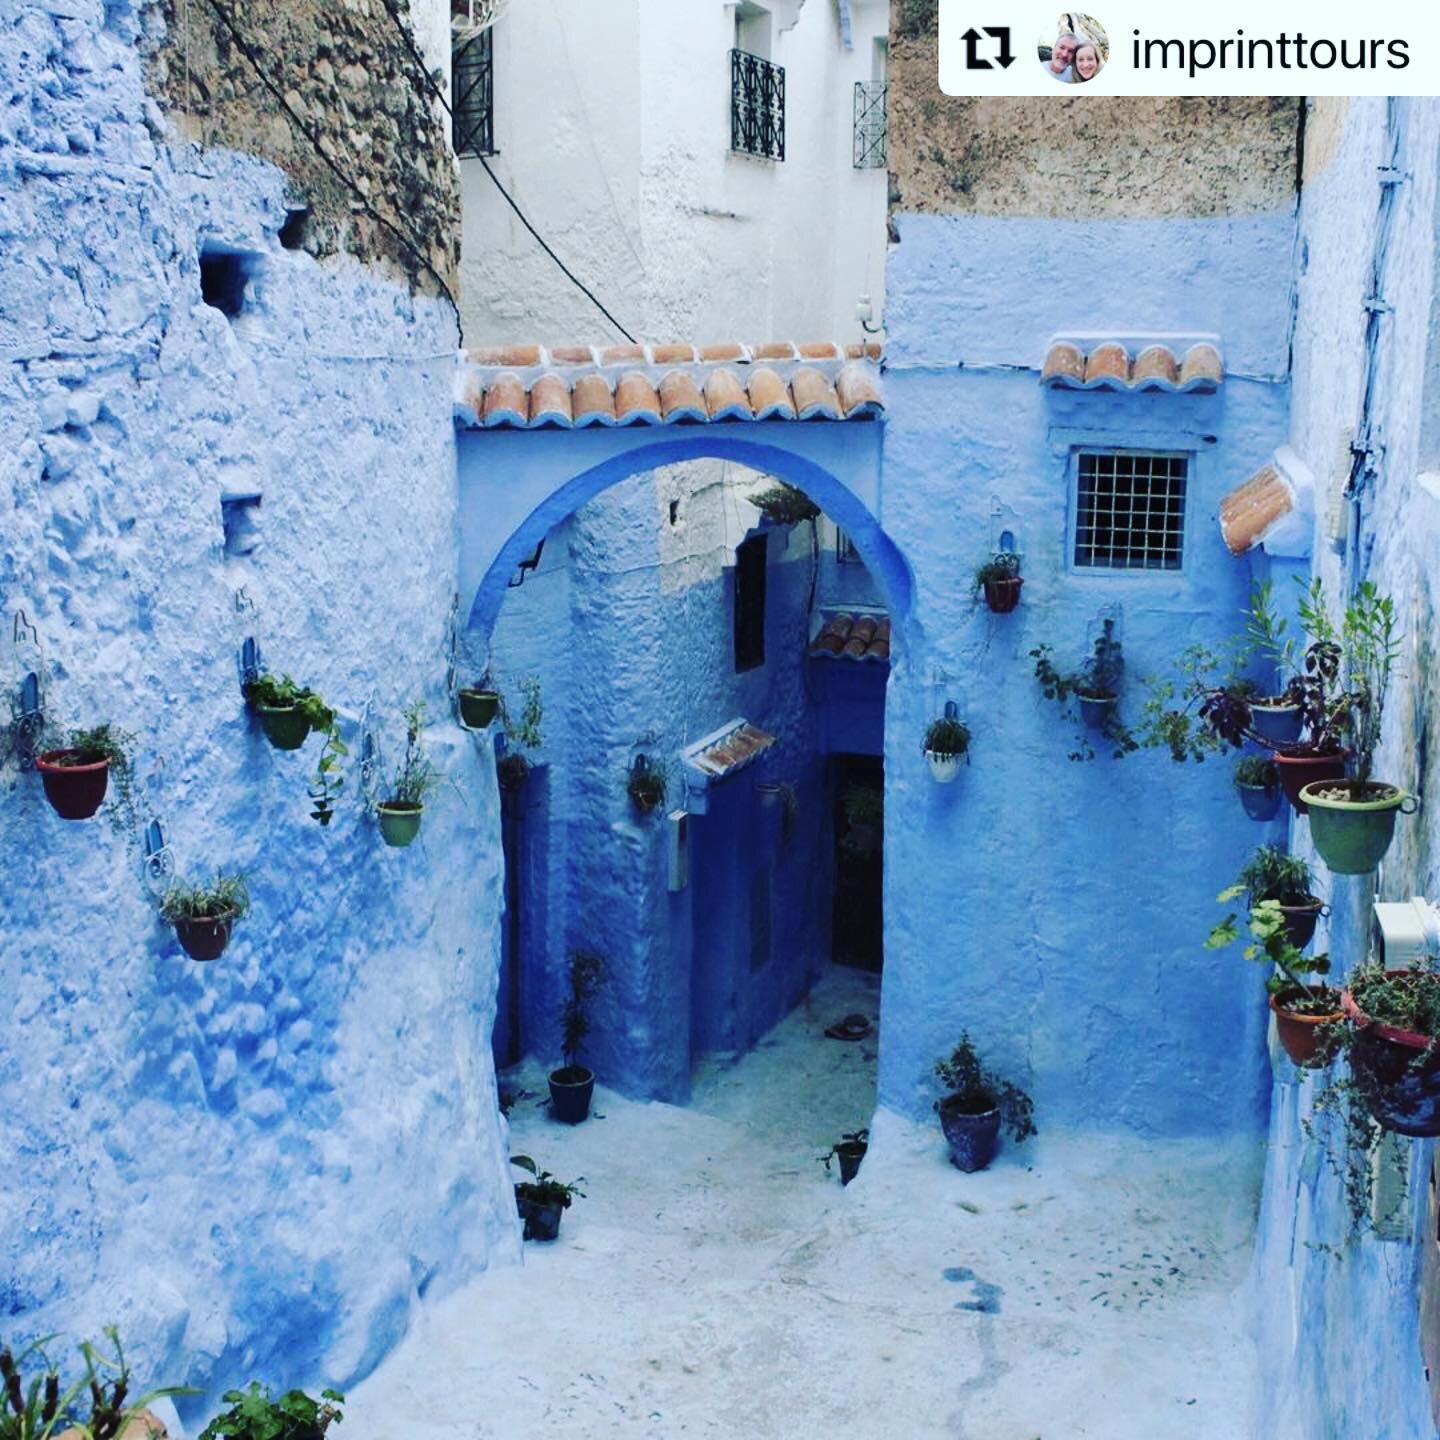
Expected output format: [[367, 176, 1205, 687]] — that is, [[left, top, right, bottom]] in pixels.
[[1343, 973, 1440, 1137], [36, 750, 110, 820], [1271, 746, 1348, 815], [1269, 988, 1344, 1068], [983, 576, 1023, 614], [1276, 895, 1325, 951], [173, 912, 237, 962]]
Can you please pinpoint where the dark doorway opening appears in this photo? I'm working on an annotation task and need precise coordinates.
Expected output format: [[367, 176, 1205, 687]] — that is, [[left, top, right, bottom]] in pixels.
[[831, 752, 883, 972]]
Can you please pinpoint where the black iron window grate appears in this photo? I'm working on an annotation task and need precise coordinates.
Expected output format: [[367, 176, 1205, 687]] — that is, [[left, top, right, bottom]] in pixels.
[[853, 81, 887, 169], [731, 49, 785, 160], [1074, 451, 1188, 570], [452, 27, 495, 158]]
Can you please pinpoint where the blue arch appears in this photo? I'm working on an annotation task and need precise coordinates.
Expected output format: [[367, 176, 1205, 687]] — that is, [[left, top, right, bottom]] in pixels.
[[463, 432, 912, 636]]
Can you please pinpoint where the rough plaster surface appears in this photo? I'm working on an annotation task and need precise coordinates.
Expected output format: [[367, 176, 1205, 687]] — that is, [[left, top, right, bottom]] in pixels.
[[1, 0, 513, 1416], [1247, 97, 1440, 1439], [887, 11, 1299, 222], [348, 968, 1262, 1439], [141, 0, 458, 294]]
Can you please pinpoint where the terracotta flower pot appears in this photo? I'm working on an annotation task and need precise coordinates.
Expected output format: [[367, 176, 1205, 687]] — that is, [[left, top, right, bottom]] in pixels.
[[549, 1065, 594, 1124], [36, 750, 110, 820], [1271, 746, 1348, 814], [1269, 987, 1344, 1068], [377, 802, 423, 847], [937, 1094, 1001, 1172], [173, 910, 237, 962], [1343, 973, 1440, 1137], [983, 576, 1023, 614], [1300, 780, 1412, 875], [458, 689, 500, 729], [253, 702, 310, 751]]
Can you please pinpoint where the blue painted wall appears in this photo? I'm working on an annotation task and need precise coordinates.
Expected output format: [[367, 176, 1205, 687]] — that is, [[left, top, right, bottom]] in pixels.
[[0, 0, 516, 1415]]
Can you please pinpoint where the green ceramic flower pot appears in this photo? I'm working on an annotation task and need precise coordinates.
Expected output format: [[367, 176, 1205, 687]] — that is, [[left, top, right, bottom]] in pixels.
[[254, 702, 310, 751], [377, 802, 423, 847], [1299, 781, 1412, 875], [458, 689, 500, 729]]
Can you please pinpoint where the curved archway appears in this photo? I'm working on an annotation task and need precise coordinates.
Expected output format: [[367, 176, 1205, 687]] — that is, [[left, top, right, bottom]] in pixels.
[[462, 432, 912, 638]]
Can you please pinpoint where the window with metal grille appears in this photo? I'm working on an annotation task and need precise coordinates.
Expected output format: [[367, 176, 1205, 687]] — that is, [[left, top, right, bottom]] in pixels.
[[853, 81, 887, 168], [1073, 451, 1188, 570], [452, 28, 495, 158], [731, 49, 785, 160], [734, 533, 767, 671]]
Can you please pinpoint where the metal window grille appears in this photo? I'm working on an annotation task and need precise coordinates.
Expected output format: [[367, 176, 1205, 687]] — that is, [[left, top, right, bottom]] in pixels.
[[853, 81, 887, 169], [452, 28, 495, 158], [731, 48, 785, 161], [1074, 451, 1188, 570]]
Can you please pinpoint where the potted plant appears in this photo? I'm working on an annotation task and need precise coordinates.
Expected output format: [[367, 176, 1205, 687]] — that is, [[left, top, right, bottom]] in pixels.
[[497, 675, 543, 792], [819, 1128, 870, 1186], [626, 755, 668, 815], [1206, 900, 1342, 1068], [933, 1033, 1035, 1172], [457, 673, 501, 730], [36, 724, 132, 822], [159, 872, 250, 961], [750, 482, 820, 527], [1, 1326, 192, 1440], [974, 551, 1022, 614], [1342, 958, 1440, 1137], [1299, 583, 1412, 873], [1234, 755, 1282, 822], [199, 1381, 344, 1440], [243, 673, 347, 824], [840, 783, 882, 857], [1243, 580, 1305, 745], [1270, 581, 1350, 812], [510, 1155, 585, 1241], [1031, 620, 1137, 760], [922, 704, 970, 783], [1131, 642, 1252, 765], [1223, 844, 1324, 949], [376, 703, 439, 847], [550, 949, 604, 1123]]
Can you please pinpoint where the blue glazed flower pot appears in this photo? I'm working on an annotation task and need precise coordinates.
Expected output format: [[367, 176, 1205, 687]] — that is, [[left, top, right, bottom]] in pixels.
[[938, 1096, 1001, 1172], [1237, 781, 1282, 822], [1077, 694, 1116, 733], [1249, 702, 1303, 746]]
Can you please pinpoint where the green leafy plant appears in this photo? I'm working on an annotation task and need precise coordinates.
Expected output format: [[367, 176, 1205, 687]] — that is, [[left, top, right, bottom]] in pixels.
[[934, 1034, 1036, 1143], [922, 714, 970, 758], [626, 756, 668, 815], [497, 676, 543, 791], [1234, 755, 1279, 789], [381, 704, 440, 809], [1336, 581, 1401, 784], [972, 550, 1021, 592], [1245, 580, 1302, 697], [198, 1382, 343, 1440], [750, 483, 820, 526], [510, 1155, 585, 1209], [1205, 899, 1334, 1011], [1031, 621, 1137, 761], [158, 872, 251, 924], [840, 783, 882, 857], [243, 674, 347, 825], [818, 1128, 870, 1175], [1, 1327, 193, 1440], [559, 949, 604, 1074], [1224, 843, 1316, 908], [1132, 643, 1253, 763], [59, 724, 140, 835]]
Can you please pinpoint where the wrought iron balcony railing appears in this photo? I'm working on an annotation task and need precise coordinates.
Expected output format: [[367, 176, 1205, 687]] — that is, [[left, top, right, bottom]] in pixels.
[[853, 80, 887, 169], [731, 48, 785, 161], [452, 27, 496, 158]]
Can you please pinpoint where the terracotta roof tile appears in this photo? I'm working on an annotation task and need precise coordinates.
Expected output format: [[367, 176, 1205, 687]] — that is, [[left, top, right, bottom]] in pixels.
[[748, 367, 796, 421], [1219, 460, 1295, 555], [705, 369, 753, 421], [481, 372, 527, 427], [528, 373, 573, 428], [571, 373, 615, 426], [864, 343, 882, 360], [658, 370, 707, 423], [455, 342, 884, 429], [790, 366, 841, 421], [614, 371, 662, 425], [1041, 338, 1224, 393], [684, 720, 777, 780], [809, 611, 890, 662]]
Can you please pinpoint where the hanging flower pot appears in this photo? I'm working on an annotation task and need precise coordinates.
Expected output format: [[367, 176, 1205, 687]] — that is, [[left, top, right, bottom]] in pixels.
[[626, 756, 668, 815], [173, 911, 239, 962], [1248, 700, 1304, 747], [1276, 894, 1325, 950], [36, 749, 111, 820], [1233, 756, 1282, 822], [458, 687, 500, 730], [1299, 780, 1414, 875], [983, 576, 1023, 614], [1269, 986, 1344, 1068], [253, 702, 310, 751], [922, 704, 970, 784], [925, 751, 964, 783], [160, 873, 249, 963], [1077, 692, 1116, 732], [1271, 746, 1348, 814], [1343, 971, 1440, 1137], [377, 801, 423, 847]]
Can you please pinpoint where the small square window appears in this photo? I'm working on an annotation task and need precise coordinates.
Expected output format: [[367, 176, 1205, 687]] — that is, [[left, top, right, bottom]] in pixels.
[[1073, 450, 1188, 571]]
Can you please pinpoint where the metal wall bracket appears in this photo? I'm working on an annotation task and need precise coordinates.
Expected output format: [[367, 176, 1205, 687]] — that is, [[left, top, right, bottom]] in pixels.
[[358, 695, 383, 807], [238, 636, 263, 696], [142, 818, 175, 898]]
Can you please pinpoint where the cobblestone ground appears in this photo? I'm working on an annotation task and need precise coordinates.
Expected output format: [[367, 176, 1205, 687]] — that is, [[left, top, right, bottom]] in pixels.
[[347, 968, 1259, 1440]]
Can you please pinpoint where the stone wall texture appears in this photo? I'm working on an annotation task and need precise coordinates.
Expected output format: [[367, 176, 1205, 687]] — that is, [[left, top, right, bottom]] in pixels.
[[1, 0, 512, 1419]]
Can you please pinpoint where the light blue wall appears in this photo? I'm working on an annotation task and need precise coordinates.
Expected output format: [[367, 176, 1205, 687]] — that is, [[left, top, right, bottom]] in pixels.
[[1248, 98, 1440, 1439], [0, 0, 515, 1416], [876, 208, 1297, 1135]]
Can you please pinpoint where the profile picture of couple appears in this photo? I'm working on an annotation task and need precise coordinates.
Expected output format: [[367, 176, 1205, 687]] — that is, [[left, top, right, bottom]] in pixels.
[[1038, 14, 1108, 84]]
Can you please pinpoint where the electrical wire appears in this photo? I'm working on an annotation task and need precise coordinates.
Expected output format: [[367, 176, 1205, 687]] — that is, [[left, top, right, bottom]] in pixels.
[[374, 0, 638, 342], [195, 0, 460, 313]]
